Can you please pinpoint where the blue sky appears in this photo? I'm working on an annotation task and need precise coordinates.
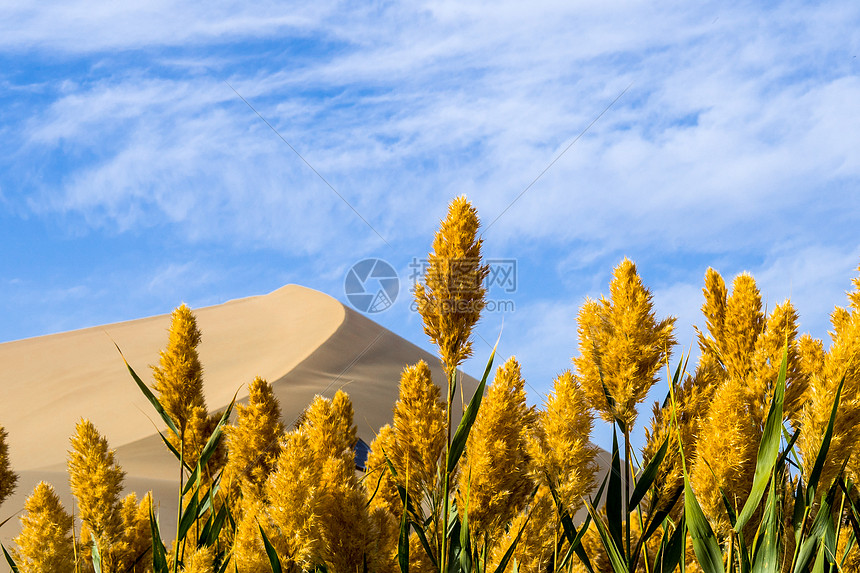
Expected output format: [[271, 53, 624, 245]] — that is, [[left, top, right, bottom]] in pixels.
[[1, 1, 859, 452]]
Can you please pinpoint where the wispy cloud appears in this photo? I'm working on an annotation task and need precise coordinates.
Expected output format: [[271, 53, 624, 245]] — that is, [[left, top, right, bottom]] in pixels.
[[1, 0, 859, 417]]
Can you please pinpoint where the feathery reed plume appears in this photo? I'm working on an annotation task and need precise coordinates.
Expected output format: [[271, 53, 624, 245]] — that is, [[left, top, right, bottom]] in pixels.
[[248, 399, 381, 573], [528, 370, 597, 517], [797, 265, 860, 488], [457, 357, 536, 548], [718, 273, 765, 379], [642, 354, 720, 518], [414, 196, 489, 376], [224, 376, 284, 502], [13, 482, 75, 573], [392, 361, 446, 505], [67, 418, 125, 568], [365, 362, 447, 562], [115, 492, 153, 573], [230, 497, 273, 573], [151, 303, 216, 467], [573, 258, 674, 557], [301, 390, 357, 464], [236, 430, 322, 571], [701, 272, 808, 428], [180, 545, 215, 573], [745, 301, 808, 428], [487, 485, 556, 573], [690, 377, 759, 537], [316, 454, 384, 571], [0, 425, 17, 508], [574, 257, 676, 431]]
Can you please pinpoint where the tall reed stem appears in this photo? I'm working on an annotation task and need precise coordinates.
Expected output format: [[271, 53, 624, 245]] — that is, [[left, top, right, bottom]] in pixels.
[[441, 368, 454, 573], [624, 427, 631, 560], [174, 431, 184, 573]]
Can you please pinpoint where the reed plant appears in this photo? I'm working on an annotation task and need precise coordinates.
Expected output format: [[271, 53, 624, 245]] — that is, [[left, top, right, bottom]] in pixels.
[[3, 197, 860, 573]]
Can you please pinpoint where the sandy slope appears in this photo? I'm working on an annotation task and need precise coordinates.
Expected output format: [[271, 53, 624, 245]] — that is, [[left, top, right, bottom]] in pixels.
[[0, 285, 480, 546], [0, 284, 612, 556]]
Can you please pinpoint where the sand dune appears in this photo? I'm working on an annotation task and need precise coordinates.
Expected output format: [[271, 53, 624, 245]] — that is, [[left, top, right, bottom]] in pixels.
[[0, 283, 612, 555], [0, 285, 481, 545]]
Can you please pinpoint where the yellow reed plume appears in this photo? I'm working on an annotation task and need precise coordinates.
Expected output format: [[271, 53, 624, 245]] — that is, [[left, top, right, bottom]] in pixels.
[[574, 258, 676, 430], [414, 196, 489, 376], [797, 265, 860, 488], [642, 354, 720, 517], [364, 362, 447, 563], [301, 390, 357, 464], [408, 533, 438, 573], [233, 429, 322, 571], [224, 376, 284, 501], [487, 485, 557, 573], [690, 377, 759, 537], [744, 301, 808, 429], [0, 424, 17, 508], [457, 357, 536, 547], [151, 303, 217, 467], [392, 361, 446, 502], [180, 545, 215, 573], [230, 497, 273, 573], [67, 418, 125, 567], [115, 492, 153, 573], [13, 481, 75, 573], [714, 272, 765, 380], [245, 393, 381, 573], [316, 455, 385, 572], [528, 370, 597, 517]]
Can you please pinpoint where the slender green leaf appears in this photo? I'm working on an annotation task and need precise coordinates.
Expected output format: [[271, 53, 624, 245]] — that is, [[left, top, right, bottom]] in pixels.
[[1, 543, 20, 573], [259, 524, 283, 573], [0, 511, 21, 530], [448, 341, 497, 473], [559, 511, 593, 571], [630, 433, 670, 510], [177, 485, 200, 542], [115, 342, 179, 436], [685, 476, 724, 573], [587, 501, 628, 573], [807, 373, 846, 505], [149, 501, 169, 573], [199, 391, 238, 470], [607, 427, 624, 555], [207, 503, 229, 546], [735, 345, 787, 533], [793, 478, 839, 573], [840, 478, 860, 558], [459, 480, 472, 573], [641, 484, 684, 542], [182, 461, 202, 497], [411, 520, 438, 568], [156, 429, 193, 470], [653, 518, 686, 573], [750, 470, 780, 573], [549, 472, 600, 573], [776, 427, 801, 471], [382, 452, 420, 519]]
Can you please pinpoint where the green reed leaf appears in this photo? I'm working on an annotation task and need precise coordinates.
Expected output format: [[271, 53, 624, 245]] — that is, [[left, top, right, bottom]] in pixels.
[[735, 345, 787, 533]]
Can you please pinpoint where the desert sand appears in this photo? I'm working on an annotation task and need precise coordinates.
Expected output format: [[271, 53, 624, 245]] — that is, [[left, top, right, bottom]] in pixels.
[[0, 284, 611, 555]]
